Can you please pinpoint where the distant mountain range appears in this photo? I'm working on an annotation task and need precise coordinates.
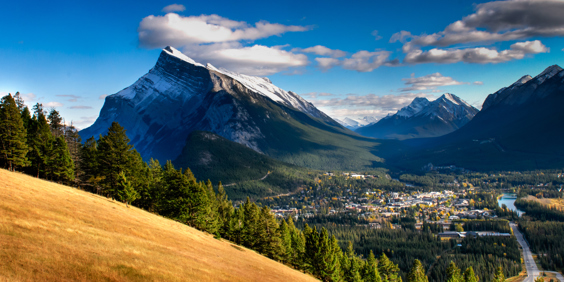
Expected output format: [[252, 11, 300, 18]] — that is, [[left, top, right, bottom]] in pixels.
[[356, 94, 478, 140], [80, 46, 400, 178], [336, 116, 379, 130], [394, 65, 564, 170]]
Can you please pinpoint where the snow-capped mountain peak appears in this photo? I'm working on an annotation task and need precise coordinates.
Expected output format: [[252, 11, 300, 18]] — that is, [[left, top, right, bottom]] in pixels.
[[396, 97, 430, 118], [535, 64, 563, 84], [163, 46, 205, 68]]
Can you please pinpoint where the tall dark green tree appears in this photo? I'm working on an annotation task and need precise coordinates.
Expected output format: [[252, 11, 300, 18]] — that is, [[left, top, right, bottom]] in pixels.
[[47, 136, 75, 183], [47, 108, 63, 138], [363, 250, 382, 282], [343, 241, 362, 282], [378, 253, 402, 282], [0, 94, 29, 171], [96, 122, 136, 197], [27, 103, 53, 178]]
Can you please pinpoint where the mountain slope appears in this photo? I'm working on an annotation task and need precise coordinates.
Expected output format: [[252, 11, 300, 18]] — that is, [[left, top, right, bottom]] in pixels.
[[80, 46, 401, 171], [0, 169, 317, 281], [173, 131, 314, 200], [356, 94, 478, 140], [395, 65, 564, 171]]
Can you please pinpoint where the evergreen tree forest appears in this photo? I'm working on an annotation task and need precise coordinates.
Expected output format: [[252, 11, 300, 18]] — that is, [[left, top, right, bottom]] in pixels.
[[0, 93, 518, 281]]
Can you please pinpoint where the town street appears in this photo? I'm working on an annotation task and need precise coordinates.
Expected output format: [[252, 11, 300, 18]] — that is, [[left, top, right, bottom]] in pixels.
[[510, 222, 564, 282]]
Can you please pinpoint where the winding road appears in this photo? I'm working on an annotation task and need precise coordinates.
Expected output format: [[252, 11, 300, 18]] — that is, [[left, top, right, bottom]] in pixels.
[[510, 222, 564, 282]]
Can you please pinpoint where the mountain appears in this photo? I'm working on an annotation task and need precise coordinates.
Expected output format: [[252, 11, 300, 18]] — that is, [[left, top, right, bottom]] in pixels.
[[80, 46, 400, 171], [337, 116, 379, 130], [172, 131, 313, 200], [356, 94, 478, 140], [395, 65, 564, 171], [0, 169, 318, 281]]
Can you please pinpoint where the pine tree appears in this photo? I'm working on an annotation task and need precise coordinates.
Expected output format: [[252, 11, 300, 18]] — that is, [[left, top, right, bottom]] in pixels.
[[96, 122, 136, 197], [288, 217, 306, 270], [117, 171, 139, 207], [80, 136, 100, 192], [48, 136, 75, 184], [378, 253, 402, 282], [463, 267, 478, 282], [278, 219, 293, 264], [407, 259, 427, 282], [492, 267, 505, 282], [343, 241, 362, 282], [47, 108, 63, 138], [0, 94, 29, 171], [216, 181, 234, 238], [242, 198, 260, 249], [446, 261, 463, 282], [363, 250, 382, 282], [27, 103, 53, 178], [256, 205, 282, 260]]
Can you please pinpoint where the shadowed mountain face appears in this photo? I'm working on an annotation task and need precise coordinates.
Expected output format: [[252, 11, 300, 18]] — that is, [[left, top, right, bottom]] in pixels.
[[394, 65, 564, 171], [356, 94, 478, 140], [80, 47, 401, 170]]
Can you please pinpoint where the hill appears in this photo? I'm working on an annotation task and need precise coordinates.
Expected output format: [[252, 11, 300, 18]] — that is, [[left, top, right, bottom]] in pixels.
[[356, 94, 478, 140], [0, 169, 317, 281], [173, 131, 315, 200], [79, 46, 402, 171]]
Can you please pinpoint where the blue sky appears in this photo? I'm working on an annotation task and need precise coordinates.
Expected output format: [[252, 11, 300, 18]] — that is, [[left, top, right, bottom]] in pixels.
[[1, 0, 563, 128]]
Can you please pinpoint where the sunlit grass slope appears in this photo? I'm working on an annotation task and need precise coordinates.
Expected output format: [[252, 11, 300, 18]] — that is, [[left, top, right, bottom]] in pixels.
[[0, 169, 318, 282]]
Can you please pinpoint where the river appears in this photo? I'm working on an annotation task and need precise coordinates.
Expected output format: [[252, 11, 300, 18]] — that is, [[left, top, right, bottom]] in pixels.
[[497, 193, 525, 216]]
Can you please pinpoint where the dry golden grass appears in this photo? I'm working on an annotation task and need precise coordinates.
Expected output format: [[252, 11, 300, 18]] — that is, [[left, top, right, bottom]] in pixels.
[[0, 169, 318, 282]]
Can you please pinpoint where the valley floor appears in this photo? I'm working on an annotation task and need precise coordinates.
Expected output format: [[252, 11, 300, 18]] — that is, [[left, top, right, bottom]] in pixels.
[[0, 169, 317, 282]]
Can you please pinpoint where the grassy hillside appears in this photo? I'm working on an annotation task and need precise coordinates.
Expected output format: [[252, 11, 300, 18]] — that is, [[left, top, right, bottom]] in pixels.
[[0, 169, 317, 282]]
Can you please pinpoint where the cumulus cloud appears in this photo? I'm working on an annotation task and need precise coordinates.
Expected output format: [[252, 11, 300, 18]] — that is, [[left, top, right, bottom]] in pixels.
[[394, 0, 564, 50], [56, 94, 81, 102], [293, 45, 346, 57], [138, 13, 311, 75], [315, 57, 341, 71], [162, 4, 186, 13], [183, 43, 308, 76], [399, 73, 468, 92], [404, 40, 548, 64], [315, 50, 398, 72], [138, 13, 309, 48], [68, 105, 92, 109], [44, 102, 63, 108]]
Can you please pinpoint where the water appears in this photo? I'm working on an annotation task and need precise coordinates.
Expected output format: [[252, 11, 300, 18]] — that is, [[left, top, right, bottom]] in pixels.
[[497, 193, 525, 216]]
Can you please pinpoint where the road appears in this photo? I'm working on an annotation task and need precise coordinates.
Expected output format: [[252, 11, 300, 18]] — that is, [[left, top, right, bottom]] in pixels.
[[510, 222, 564, 282]]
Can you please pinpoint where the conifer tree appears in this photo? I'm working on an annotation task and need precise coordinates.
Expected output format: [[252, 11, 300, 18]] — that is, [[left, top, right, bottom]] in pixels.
[[343, 241, 362, 282], [216, 182, 234, 237], [446, 261, 463, 282], [48, 136, 75, 183], [13, 92, 25, 111], [463, 267, 478, 282], [278, 219, 293, 264], [21, 106, 32, 132], [256, 205, 283, 260], [378, 253, 402, 282], [117, 171, 139, 207], [96, 122, 136, 197], [407, 260, 427, 282], [242, 198, 260, 248], [27, 103, 53, 178], [288, 217, 306, 270], [0, 94, 29, 171], [492, 267, 505, 282], [363, 250, 382, 282], [47, 108, 63, 138]]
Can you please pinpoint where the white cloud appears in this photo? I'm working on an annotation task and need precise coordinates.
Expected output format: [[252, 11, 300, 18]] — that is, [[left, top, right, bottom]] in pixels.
[[138, 13, 309, 48], [341, 50, 395, 72], [394, 0, 564, 50], [162, 4, 186, 13], [372, 30, 383, 41], [473, 81, 484, 85], [44, 102, 63, 108], [404, 40, 548, 64], [70, 116, 98, 129], [68, 105, 92, 109], [311, 92, 436, 119], [293, 45, 346, 57], [99, 95, 108, 100], [183, 43, 308, 76], [300, 92, 333, 99], [315, 57, 341, 71], [399, 73, 468, 92]]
